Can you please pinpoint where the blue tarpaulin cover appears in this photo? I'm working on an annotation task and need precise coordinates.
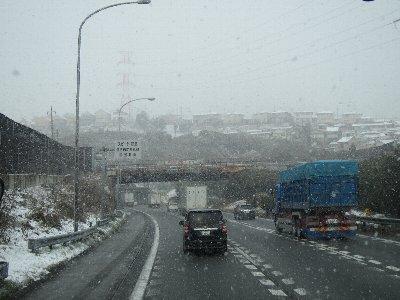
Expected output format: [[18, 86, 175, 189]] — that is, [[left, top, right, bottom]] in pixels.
[[279, 160, 358, 183]]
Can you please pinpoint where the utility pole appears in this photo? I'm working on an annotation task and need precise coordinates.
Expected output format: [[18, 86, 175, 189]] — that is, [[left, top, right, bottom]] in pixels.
[[47, 106, 56, 139]]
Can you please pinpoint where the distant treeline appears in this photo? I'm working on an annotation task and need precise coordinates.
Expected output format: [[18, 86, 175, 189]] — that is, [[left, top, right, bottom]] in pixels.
[[358, 147, 400, 217]]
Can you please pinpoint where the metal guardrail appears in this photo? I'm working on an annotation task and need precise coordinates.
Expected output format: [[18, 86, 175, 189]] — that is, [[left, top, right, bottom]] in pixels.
[[0, 261, 9, 280], [28, 211, 124, 253], [28, 226, 97, 253]]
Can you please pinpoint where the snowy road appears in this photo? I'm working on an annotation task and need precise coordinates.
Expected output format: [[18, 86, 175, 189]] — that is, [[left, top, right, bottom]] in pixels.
[[23, 211, 154, 300], [23, 206, 400, 299]]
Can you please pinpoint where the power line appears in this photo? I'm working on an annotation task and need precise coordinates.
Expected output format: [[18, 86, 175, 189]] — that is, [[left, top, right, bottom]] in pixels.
[[131, 11, 399, 83], [185, 20, 394, 84], [139, 1, 357, 66], [149, 36, 400, 92]]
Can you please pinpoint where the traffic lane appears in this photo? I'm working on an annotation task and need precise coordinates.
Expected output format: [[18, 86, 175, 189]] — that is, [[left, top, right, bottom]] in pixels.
[[227, 219, 400, 299], [139, 207, 292, 299], [224, 211, 275, 228], [24, 211, 153, 300], [224, 212, 400, 271]]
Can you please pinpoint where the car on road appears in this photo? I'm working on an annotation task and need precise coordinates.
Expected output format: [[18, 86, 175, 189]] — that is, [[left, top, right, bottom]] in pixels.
[[179, 209, 227, 254], [167, 203, 179, 212], [234, 203, 256, 220]]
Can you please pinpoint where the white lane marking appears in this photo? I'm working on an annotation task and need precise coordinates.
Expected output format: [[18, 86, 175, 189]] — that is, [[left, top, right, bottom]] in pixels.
[[358, 234, 400, 247], [231, 219, 399, 277], [282, 278, 294, 285], [130, 210, 160, 300], [230, 241, 307, 297], [251, 271, 265, 277], [272, 271, 283, 277], [386, 265, 400, 272], [262, 264, 273, 269], [368, 260, 382, 265], [259, 278, 275, 286], [244, 264, 258, 270], [268, 289, 287, 296], [294, 288, 307, 296]]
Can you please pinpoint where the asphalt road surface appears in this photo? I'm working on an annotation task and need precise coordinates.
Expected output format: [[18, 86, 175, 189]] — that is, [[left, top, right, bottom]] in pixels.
[[23, 206, 400, 299]]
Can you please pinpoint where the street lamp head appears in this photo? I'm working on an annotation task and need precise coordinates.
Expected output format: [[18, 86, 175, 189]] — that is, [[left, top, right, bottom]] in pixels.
[[147, 97, 156, 101], [137, 0, 151, 4]]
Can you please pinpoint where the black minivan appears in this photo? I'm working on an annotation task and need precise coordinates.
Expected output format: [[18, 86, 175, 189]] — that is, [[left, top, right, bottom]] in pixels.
[[179, 209, 227, 254]]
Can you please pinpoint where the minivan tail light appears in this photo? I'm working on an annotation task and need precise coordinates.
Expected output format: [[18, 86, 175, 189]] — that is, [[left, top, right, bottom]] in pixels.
[[221, 224, 227, 233], [184, 224, 189, 235]]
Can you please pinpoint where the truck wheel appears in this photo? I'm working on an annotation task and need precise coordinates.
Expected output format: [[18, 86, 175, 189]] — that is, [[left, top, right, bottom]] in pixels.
[[292, 220, 301, 237]]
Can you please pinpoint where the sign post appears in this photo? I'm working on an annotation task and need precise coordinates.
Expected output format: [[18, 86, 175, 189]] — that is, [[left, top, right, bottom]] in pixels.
[[115, 140, 142, 160], [114, 140, 142, 209]]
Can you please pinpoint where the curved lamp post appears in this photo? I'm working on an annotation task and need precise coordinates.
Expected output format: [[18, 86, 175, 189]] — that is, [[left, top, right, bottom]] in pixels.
[[74, 0, 151, 232], [118, 97, 155, 132]]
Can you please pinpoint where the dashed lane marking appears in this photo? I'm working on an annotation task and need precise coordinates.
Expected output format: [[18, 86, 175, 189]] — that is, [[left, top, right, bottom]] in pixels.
[[358, 234, 400, 247], [268, 289, 287, 297], [244, 264, 258, 270], [259, 279, 275, 286], [262, 264, 273, 269], [272, 271, 283, 277], [353, 255, 365, 259], [294, 288, 307, 296], [387, 266, 400, 272], [230, 240, 307, 297], [282, 278, 295, 285], [369, 260, 382, 265], [231, 219, 400, 277], [251, 271, 266, 277]]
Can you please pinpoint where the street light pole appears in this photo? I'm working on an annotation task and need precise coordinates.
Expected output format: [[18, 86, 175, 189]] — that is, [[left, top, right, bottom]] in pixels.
[[118, 97, 156, 132], [115, 97, 155, 210], [74, 0, 151, 232]]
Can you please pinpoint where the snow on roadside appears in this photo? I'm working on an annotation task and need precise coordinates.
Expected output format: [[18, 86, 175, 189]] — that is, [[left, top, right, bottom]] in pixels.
[[0, 186, 120, 287]]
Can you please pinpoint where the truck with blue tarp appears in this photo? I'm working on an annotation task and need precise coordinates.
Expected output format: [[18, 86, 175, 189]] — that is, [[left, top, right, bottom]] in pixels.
[[274, 160, 358, 239]]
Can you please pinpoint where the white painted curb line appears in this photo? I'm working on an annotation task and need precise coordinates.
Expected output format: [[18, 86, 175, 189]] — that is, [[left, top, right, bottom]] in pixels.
[[130, 210, 160, 300]]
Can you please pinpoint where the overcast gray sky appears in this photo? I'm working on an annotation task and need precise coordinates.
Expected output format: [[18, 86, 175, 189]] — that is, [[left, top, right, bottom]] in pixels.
[[1, 0, 400, 121]]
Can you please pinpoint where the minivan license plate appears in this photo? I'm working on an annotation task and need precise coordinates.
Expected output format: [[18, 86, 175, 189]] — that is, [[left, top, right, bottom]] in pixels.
[[201, 230, 210, 236]]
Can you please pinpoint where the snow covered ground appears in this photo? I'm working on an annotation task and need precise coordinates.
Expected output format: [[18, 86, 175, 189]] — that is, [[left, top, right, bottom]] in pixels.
[[0, 186, 122, 288]]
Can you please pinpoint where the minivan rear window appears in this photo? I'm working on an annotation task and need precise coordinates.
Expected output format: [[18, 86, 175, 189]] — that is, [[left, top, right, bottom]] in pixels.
[[188, 211, 223, 227]]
